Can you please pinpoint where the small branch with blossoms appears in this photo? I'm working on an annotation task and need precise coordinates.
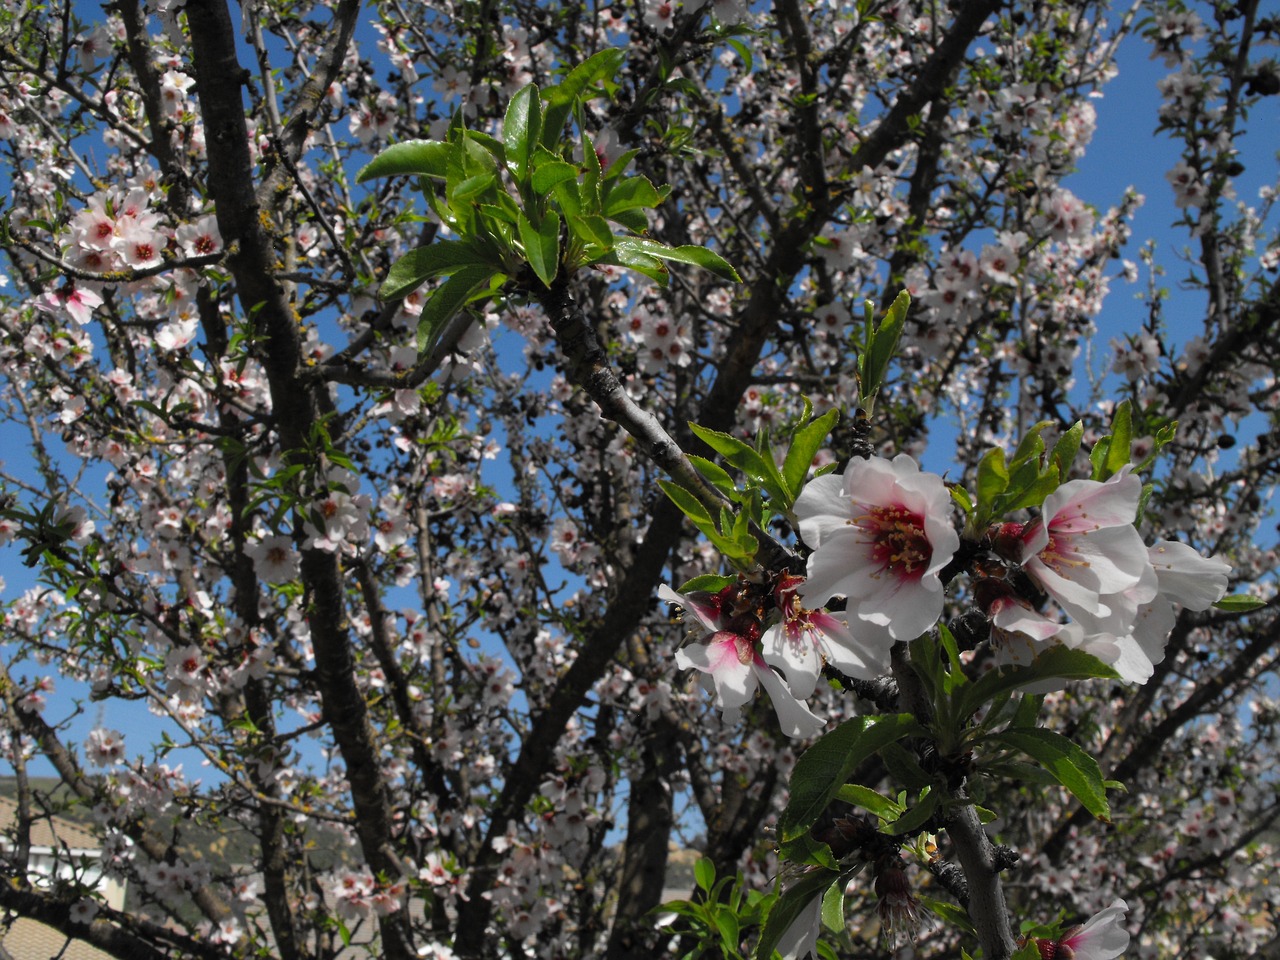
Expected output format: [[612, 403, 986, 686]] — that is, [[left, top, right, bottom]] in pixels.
[[654, 321, 1261, 958], [3, 227, 225, 284]]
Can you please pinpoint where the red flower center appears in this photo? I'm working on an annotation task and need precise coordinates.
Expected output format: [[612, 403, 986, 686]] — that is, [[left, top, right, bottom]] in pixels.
[[864, 504, 930, 577]]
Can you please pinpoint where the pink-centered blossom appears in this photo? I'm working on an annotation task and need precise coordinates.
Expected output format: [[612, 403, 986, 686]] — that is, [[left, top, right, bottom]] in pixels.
[[1019, 468, 1155, 634], [1035, 898, 1130, 959], [796, 454, 959, 645], [762, 573, 891, 697], [661, 584, 823, 740]]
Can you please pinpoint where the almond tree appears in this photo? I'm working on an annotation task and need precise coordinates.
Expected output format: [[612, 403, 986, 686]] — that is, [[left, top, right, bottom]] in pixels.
[[0, 0, 1275, 958]]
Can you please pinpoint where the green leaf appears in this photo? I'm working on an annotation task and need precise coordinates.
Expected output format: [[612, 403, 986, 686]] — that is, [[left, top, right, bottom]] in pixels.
[[995, 470, 1059, 515], [566, 213, 614, 250], [861, 291, 910, 404], [994, 727, 1110, 820], [779, 714, 924, 842], [613, 238, 741, 282], [689, 423, 789, 504], [885, 788, 939, 836], [1213, 594, 1266, 612], [543, 48, 626, 106], [449, 172, 496, 203], [782, 408, 839, 501], [725, 37, 754, 73], [975, 447, 1009, 521], [518, 211, 561, 288], [919, 895, 976, 936], [950, 484, 974, 517], [688, 454, 739, 500], [694, 857, 715, 893], [504, 84, 541, 181], [602, 176, 663, 216], [957, 647, 1119, 722], [531, 160, 580, 194], [380, 240, 488, 302], [820, 880, 844, 934], [606, 207, 651, 233], [1009, 421, 1052, 471], [677, 573, 737, 594], [755, 871, 840, 960], [356, 139, 450, 182], [658, 480, 716, 537], [607, 242, 668, 284], [834, 784, 905, 822], [777, 830, 839, 871], [1050, 421, 1084, 480], [1103, 399, 1133, 479], [414, 265, 496, 353]]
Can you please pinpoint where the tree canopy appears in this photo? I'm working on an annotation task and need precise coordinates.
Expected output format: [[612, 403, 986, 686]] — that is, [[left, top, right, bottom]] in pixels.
[[0, 0, 1276, 958]]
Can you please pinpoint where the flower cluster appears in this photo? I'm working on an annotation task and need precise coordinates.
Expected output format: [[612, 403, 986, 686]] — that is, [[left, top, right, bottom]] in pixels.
[[668, 453, 1231, 735]]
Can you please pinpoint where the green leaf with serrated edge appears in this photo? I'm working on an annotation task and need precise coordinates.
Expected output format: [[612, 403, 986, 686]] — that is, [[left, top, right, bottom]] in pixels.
[[606, 243, 667, 284], [658, 480, 716, 533], [919, 895, 977, 936], [835, 784, 904, 821], [1103, 399, 1133, 479], [880, 741, 933, 793], [1001, 456, 1042, 504], [778, 831, 838, 871], [957, 647, 1118, 723], [726, 36, 754, 72], [994, 727, 1110, 820], [713, 911, 739, 951], [1012, 692, 1044, 729], [414, 265, 496, 352], [450, 172, 497, 203], [861, 291, 910, 403], [975, 447, 1009, 521], [909, 631, 945, 704], [581, 129, 602, 202], [820, 881, 844, 934], [380, 240, 489, 301], [614, 237, 742, 281], [1089, 436, 1110, 480], [677, 573, 736, 594], [503, 84, 540, 181], [782, 407, 839, 501], [689, 423, 789, 503], [543, 48, 626, 106], [1135, 420, 1178, 474], [540, 100, 572, 150], [755, 871, 840, 960], [518, 211, 561, 288], [1135, 481, 1154, 528], [1050, 421, 1084, 481], [987, 759, 1063, 787], [688, 454, 738, 499], [552, 179, 583, 217], [356, 139, 450, 182], [531, 159, 579, 194], [1009, 421, 1052, 471], [566, 214, 613, 250], [1213, 594, 1266, 612], [607, 208, 651, 234], [779, 714, 923, 842], [694, 857, 715, 893], [950, 484, 974, 517], [885, 788, 938, 836], [602, 175, 663, 215], [996, 470, 1060, 517], [602, 147, 640, 180], [937, 623, 968, 694]]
